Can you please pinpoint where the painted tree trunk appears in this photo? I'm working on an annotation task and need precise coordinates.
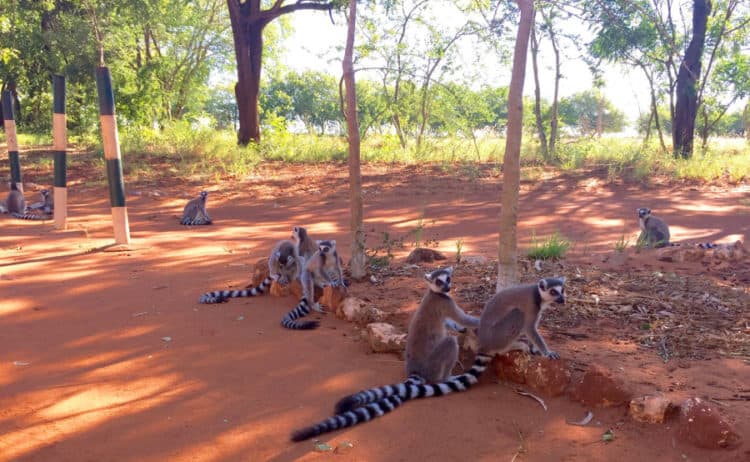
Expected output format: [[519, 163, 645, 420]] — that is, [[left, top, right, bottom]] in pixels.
[[673, 0, 710, 159], [497, 0, 534, 292]]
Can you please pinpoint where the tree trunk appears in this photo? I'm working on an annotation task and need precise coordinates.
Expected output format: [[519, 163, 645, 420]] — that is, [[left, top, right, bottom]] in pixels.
[[546, 7, 560, 158], [744, 102, 750, 141], [343, 0, 366, 280], [231, 21, 263, 145], [673, 0, 711, 159], [530, 19, 549, 161], [227, 0, 335, 145], [497, 0, 534, 292]]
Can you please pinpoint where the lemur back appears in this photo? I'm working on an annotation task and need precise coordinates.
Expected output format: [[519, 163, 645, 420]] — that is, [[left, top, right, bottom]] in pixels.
[[181, 191, 212, 225], [5, 183, 49, 220], [281, 239, 346, 330], [199, 240, 298, 304], [290, 267, 480, 441]]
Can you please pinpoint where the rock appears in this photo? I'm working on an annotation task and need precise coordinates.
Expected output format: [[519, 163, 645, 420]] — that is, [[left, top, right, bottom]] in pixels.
[[629, 395, 674, 424], [711, 240, 748, 262], [568, 364, 632, 407], [676, 397, 742, 449], [493, 350, 530, 384], [288, 281, 322, 301], [269, 281, 290, 297], [366, 323, 407, 353], [250, 258, 270, 286], [656, 246, 705, 263], [405, 248, 447, 264], [493, 351, 571, 397], [461, 255, 488, 265], [337, 297, 384, 323], [524, 357, 571, 397], [320, 286, 347, 312]]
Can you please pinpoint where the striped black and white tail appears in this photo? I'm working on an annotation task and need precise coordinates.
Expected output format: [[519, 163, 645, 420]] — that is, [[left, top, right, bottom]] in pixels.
[[291, 394, 406, 442], [199, 277, 272, 304], [281, 297, 319, 330], [291, 353, 494, 442], [668, 242, 718, 249], [11, 212, 51, 220], [335, 353, 494, 414]]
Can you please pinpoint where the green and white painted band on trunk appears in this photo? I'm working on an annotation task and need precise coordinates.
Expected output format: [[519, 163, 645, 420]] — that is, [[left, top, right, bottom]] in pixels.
[[96, 66, 130, 244], [106, 158, 126, 207], [3, 90, 22, 186]]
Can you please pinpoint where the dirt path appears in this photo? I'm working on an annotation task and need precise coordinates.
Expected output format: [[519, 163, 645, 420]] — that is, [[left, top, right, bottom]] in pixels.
[[1, 163, 748, 461]]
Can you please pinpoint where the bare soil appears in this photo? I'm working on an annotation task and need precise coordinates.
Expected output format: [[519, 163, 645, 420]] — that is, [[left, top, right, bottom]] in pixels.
[[1, 156, 749, 461]]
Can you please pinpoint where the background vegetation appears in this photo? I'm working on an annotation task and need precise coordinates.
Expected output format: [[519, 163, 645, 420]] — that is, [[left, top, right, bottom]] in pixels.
[[0, 0, 748, 181]]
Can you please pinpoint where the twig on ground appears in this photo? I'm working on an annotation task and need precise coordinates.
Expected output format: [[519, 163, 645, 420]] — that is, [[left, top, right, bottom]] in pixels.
[[514, 388, 548, 411]]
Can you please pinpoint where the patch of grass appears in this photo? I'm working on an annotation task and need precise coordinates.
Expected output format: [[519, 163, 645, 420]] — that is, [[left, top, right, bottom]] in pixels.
[[455, 239, 464, 264], [366, 231, 404, 268], [526, 231, 571, 260], [613, 234, 630, 253]]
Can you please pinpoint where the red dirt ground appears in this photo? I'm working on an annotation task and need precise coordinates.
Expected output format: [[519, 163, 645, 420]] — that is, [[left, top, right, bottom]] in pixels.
[[1, 158, 749, 461]]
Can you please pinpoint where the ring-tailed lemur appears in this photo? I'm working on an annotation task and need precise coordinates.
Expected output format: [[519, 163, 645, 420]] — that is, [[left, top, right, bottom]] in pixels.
[[198, 240, 299, 303], [290, 277, 566, 442], [181, 191, 212, 225], [290, 267, 481, 441], [281, 239, 346, 330], [5, 183, 50, 220], [28, 189, 53, 214], [292, 226, 318, 276], [637, 208, 716, 249]]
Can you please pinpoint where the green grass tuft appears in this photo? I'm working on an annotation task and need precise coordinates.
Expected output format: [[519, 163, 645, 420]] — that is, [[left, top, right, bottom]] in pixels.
[[527, 231, 571, 260]]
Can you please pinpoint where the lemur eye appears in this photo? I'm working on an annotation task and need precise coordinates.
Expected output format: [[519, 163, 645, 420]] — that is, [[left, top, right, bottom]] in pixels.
[[445, 277, 451, 284], [550, 289, 558, 296]]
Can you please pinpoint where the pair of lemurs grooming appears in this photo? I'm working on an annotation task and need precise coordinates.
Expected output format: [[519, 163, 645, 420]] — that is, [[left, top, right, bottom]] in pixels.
[[291, 266, 566, 442], [1, 183, 53, 220], [199, 226, 347, 330]]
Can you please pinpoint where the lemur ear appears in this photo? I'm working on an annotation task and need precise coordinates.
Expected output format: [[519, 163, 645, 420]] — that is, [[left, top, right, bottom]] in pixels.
[[538, 279, 548, 291], [559, 276, 566, 284]]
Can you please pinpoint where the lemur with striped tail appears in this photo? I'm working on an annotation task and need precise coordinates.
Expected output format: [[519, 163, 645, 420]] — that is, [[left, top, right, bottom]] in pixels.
[[198, 240, 298, 304], [290, 267, 484, 441], [281, 239, 345, 330], [637, 207, 717, 249]]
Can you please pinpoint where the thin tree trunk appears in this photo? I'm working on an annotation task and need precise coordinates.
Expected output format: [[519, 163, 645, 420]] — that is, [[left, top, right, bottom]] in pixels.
[[343, 0, 366, 280], [497, 0, 534, 292], [530, 18, 549, 161], [673, 0, 710, 159], [546, 8, 560, 157]]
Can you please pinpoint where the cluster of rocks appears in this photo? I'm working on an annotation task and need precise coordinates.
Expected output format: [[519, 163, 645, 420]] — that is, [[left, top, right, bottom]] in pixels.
[[251, 257, 742, 452]]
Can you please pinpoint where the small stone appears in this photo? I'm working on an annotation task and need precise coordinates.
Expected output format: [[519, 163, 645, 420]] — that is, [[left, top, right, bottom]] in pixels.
[[629, 395, 674, 424], [568, 364, 632, 407], [461, 255, 488, 265], [676, 397, 742, 449], [366, 323, 406, 353], [337, 297, 383, 323], [405, 248, 447, 264]]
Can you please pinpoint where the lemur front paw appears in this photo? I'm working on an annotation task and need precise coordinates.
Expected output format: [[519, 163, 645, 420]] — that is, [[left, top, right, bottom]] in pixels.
[[545, 351, 560, 360]]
